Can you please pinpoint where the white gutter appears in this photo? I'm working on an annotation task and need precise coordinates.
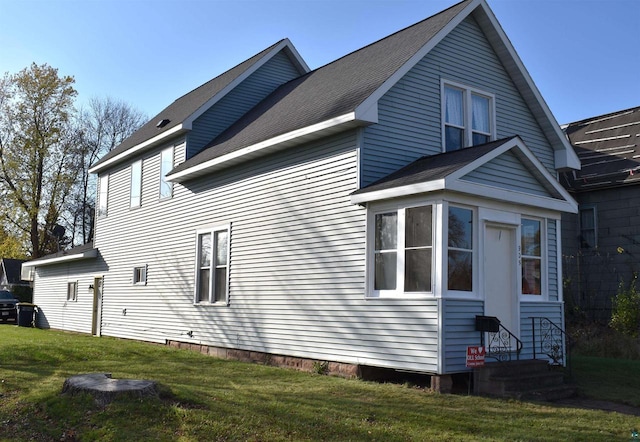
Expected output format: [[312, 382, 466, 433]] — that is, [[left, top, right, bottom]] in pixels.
[[21, 249, 98, 269]]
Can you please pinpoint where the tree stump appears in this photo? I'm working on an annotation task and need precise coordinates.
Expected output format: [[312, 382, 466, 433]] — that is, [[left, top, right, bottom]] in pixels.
[[62, 373, 158, 406]]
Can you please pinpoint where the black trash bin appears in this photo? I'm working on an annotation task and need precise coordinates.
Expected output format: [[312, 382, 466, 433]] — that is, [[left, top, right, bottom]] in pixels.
[[17, 303, 36, 327]]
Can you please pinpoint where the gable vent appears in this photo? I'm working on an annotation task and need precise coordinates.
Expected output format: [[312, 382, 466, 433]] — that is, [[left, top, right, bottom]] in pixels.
[[156, 119, 170, 129]]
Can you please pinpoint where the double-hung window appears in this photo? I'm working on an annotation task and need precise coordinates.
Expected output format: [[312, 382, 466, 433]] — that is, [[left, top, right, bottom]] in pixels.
[[130, 160, 142, 208], [448, 206, 473, 292], [98, 174, 109, 217], [195, 226, 230, 304], [521, 218, 542, 295], [443, 81, 494, 152], [159, 147, 173, 199], [372, 205, 433, 296]]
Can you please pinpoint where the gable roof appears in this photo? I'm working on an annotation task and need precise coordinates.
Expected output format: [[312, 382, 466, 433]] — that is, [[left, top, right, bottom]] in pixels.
[[562, 106, 640, 191], [1, 258, 26, 284], [89, 39, 309, 174], [351, 136, 578, 213], [167, 0, 578, 183]]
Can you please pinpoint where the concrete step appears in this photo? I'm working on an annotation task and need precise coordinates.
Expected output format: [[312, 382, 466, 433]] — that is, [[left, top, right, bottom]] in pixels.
[[474, 359, 574, 401]]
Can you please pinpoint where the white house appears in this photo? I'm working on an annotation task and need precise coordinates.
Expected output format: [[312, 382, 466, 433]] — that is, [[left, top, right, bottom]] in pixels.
[[23, 0, 579, 389]]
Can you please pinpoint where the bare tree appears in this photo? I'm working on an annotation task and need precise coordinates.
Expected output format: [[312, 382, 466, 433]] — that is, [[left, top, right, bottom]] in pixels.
[[67, 97, 146, 244]]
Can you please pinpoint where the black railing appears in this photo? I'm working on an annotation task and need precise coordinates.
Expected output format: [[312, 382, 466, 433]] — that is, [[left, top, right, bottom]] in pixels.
[[531, 317, 570, 368], [476, 316, 523, 362]]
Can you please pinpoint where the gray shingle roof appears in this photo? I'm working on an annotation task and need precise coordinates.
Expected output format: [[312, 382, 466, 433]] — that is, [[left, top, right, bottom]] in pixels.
[[352, 137, 515, 195], [91, 40, 288, 170], [563, 106, 640, 191], [169, 0, 472, 176]]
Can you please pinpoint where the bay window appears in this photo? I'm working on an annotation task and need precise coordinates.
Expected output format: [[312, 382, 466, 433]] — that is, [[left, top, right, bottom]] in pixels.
[[521, 218, 541, 295], [448, 206, 473, 291], [372, 205, 433, 296]]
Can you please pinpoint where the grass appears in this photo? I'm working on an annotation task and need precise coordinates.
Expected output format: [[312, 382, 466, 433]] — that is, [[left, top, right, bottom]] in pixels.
[[0, 327, 638, 441], [571, 355, 640, 407]]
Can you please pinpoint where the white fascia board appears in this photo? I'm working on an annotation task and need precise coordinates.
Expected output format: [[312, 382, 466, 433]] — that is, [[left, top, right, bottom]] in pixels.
[[21, 249, 98, 268], [167, 112, 358, 182], [451, 137, 577, 208], [448, 179, 578, 213], [475, 1, 580, 171], [349, 179, 446, 205], [89, 124, 184, 174], [355, 0, 480, 117], [183, 39, 309, 130]]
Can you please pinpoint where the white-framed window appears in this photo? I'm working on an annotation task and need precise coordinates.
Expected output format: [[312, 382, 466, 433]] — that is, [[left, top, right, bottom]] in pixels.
[[579, 206, 597, 248], [130, 160, 142, 208], [133, 265, 147, 285], [442, 80, 495, 152], [195, 225, 230, 304], [370, 205, 434, 297], [521, 218, 542, 295], [67, 281, 78, 302], [447, 206, 473, 292], [98, 174, 109, 217], [159, 147, 173, 199]]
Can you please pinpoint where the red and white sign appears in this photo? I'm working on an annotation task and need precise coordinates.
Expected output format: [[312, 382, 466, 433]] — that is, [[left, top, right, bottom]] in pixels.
[[466, 346, 486, 367]]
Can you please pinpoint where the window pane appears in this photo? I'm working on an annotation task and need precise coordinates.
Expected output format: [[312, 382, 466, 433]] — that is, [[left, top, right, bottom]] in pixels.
[[198, 269, 210, 302], [375, 252, 397, 290], [130, 161, 142, 207], [214, 268, 227, 302], [199, 233, 211, 267], [405, 249, 432, 292], [215, 231, 228, 266], [448, 207, 472, 249], [445, 126, 464, 151], [99, 175, 108, 215], [472, 132, 489, 146], [448, 250, 472, 291], [471, 94, 490, 133], [375, 213, 397, 250], [160, 148, 173, 198], [521, 219, 541, 256], [522, 258, 541, 295], [406, 206, 432, 248], [444, 87, 464, 126]]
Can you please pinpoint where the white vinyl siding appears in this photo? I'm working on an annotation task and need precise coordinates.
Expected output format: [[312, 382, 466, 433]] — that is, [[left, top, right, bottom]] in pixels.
[[85, 132, 443, 373]]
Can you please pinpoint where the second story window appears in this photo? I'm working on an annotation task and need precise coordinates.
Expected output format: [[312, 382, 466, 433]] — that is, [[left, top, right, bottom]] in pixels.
[[159, 147, 173, 199], [130, 160, 142, 208], [98, 174, 109, 217], [443, 81, 494, 152]]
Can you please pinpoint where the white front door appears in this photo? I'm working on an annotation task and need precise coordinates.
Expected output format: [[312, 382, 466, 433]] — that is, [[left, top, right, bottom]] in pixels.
[[483, 224, 518, 336]]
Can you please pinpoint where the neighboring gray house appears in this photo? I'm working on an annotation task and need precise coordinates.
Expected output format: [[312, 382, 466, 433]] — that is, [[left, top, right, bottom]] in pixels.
[[561, 106, 640, 322], [0, 258, 29, 293], [23, 0, 579, 386]]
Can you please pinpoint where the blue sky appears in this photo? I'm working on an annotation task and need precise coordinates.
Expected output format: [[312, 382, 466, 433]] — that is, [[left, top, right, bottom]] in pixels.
[[1, 0, 638, 125]]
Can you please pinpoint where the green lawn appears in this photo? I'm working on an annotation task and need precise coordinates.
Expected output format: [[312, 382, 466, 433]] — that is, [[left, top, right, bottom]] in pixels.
[[0, 327, 638, 441]]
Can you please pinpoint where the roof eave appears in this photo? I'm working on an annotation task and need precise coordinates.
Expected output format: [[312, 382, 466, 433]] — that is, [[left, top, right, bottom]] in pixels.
[[89, 125, 187, 174], [167, 112, 373, 183], [21, 249, 98, 269]]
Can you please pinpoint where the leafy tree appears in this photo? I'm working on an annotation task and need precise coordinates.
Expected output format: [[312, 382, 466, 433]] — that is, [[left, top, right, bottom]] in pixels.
[[0, 63, 78, 258], [67, 97, 146, 244]]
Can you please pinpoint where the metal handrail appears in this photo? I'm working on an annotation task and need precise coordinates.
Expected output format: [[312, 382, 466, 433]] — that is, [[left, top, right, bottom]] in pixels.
[[530, 317, 570, 369], [481, 323, 523, 362]]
